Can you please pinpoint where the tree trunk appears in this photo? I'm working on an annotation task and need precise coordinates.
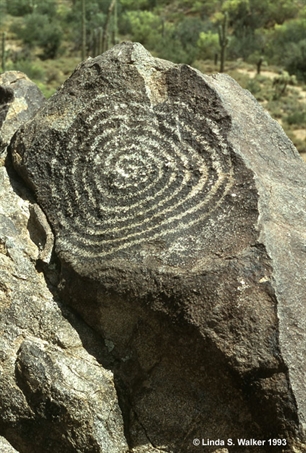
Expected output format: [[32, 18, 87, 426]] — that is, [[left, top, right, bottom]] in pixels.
[[220, 46, 225, 73], [102, 0, 116, 53], [1, 32, 6, 73], [81, 0, 86, 60], [256, 56, 264, 75]]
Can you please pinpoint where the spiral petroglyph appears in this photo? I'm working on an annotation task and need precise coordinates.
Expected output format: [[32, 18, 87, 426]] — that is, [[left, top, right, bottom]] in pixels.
[[10, 42, 255, 268], [49, 97, 234, 258]]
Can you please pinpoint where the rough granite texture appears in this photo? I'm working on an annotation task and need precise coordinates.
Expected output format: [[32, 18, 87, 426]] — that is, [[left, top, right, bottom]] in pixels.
[[0, 73, 128, 453], [0, 71, 44, 157], [6, 43, 306, 452], [0, 162, 129, 453]]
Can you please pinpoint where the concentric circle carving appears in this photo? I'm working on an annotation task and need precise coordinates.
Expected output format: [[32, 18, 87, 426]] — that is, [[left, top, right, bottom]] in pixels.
[[11, 61, 239, 267], [44, 88, 235, 262]]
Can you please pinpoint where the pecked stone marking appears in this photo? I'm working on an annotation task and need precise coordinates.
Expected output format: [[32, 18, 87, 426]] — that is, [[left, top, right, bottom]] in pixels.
[[49, 99, 234, 259], [10, 43, 257, 270]]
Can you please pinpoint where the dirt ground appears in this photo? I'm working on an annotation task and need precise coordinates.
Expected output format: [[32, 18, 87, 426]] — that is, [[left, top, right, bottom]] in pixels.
[[237, 68, 276, 80]]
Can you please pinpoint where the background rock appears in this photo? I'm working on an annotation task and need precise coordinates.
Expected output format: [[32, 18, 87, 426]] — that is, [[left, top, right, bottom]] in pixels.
[[0, 76, 128, 452], [0, 71, 44, 157], [0, 162, 128, 452], [8, 42, 306, 452]]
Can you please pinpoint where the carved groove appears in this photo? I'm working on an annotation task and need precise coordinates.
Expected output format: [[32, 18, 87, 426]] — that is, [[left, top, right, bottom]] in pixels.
[[45, 89, 234, 261]]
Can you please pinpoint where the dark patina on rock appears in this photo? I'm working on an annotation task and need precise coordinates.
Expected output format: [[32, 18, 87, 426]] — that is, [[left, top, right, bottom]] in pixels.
[[10, 42, 306, 452]]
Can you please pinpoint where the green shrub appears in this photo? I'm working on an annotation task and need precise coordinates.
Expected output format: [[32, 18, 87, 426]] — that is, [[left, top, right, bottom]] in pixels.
[[120, 0, 156, 10], [35, 81, 56, 99], [12, 13, 63, 59], [155, 37, 192, 64], [6, 0, 33, 16], [229, 29, 263, 61], [246, 78, 261, 95], [283, 40, 306, 82], [65, 0, 116, 52], [197, 31, 219, 61], [265, 19, 306, 80], [285, 110, 306, 126], [120, 10, 161, 45], [6, 0, 57, 17], [8, 59, 45, 81], [265, 100, 284, 119]]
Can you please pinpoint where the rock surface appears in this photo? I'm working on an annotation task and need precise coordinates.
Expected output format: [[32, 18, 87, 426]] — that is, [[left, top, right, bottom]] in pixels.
[[0, 71, 44, 157], [0, 163, 128, 453], [0, 436, 19, 453], [0, 74, 128, 453], [8, 42, 306, 452]]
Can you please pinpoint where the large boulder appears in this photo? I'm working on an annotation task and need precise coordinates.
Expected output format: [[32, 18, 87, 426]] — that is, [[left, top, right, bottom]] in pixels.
[[9, 42, 306, 452]]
